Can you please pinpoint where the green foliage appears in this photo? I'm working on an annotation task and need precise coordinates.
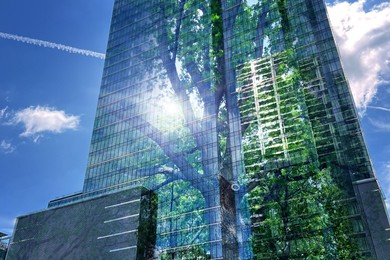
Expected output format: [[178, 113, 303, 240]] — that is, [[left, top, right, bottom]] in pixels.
[[211, 0, 224, 88], [137, 191, 158, 259], [160, 245, 211, 260], [248, 163, 360, 259], [276, 0, 290, 39], [157, 181, 209, 250], [236, 47, 364, 258]]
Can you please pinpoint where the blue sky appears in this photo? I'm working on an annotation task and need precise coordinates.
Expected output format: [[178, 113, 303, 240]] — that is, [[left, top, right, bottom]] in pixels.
[[0, 0, 389, 235]]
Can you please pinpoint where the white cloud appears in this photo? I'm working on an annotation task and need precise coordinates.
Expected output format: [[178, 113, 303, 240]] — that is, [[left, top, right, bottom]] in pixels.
[[0, 106, 8, 119], [9, 106, 80, 139], [327, 0, 390, 112], [0, 140, 15, 154], [383, 162, 390, 212], [0, 217, 16, 236], [368, 117, 390, 131]]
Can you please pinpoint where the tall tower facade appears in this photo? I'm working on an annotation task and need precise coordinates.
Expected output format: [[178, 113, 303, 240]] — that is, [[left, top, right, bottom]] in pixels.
[[45, 0, 389, 259]]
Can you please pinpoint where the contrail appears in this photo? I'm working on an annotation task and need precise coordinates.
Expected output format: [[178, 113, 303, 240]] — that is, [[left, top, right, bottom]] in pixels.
[[367, 106, 390, 113], [0, 32, 105, 59]]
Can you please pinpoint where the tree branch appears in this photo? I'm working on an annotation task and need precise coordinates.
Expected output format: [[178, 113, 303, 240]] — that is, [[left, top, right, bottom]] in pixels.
[[172, 0, 186, 61], [153, 176, 175, 191], [255, 2, 269, 58], [137, 115, 215, 193], [157, 3, 203, 150]]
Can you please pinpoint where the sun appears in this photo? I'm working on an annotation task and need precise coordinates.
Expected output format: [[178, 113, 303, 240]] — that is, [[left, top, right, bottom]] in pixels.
[[163, 102, 179, 115]]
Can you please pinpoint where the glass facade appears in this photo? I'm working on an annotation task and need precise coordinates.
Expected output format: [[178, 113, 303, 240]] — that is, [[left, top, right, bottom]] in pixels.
[[48, 0, 389, 259]]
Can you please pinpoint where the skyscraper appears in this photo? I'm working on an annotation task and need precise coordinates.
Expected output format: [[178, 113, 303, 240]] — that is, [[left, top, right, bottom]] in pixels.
[[7, 0, 390, 259]]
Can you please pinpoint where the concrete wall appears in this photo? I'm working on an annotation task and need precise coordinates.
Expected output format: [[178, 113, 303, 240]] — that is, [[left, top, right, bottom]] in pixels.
[[6, 187, 157, 260], [354, 178, 390, 259]]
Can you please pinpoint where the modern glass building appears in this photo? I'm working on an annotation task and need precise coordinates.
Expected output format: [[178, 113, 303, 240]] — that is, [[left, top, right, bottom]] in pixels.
[[8, 0, 390, 259]]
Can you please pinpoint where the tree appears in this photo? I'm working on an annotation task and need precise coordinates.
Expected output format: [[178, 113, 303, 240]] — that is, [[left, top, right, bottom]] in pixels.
[[95, 0, 367, 258], [103, 0, 238, 257]]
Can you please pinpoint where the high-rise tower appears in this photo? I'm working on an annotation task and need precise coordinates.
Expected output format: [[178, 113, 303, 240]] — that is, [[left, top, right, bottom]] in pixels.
[[8, 0, 390, 259]]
